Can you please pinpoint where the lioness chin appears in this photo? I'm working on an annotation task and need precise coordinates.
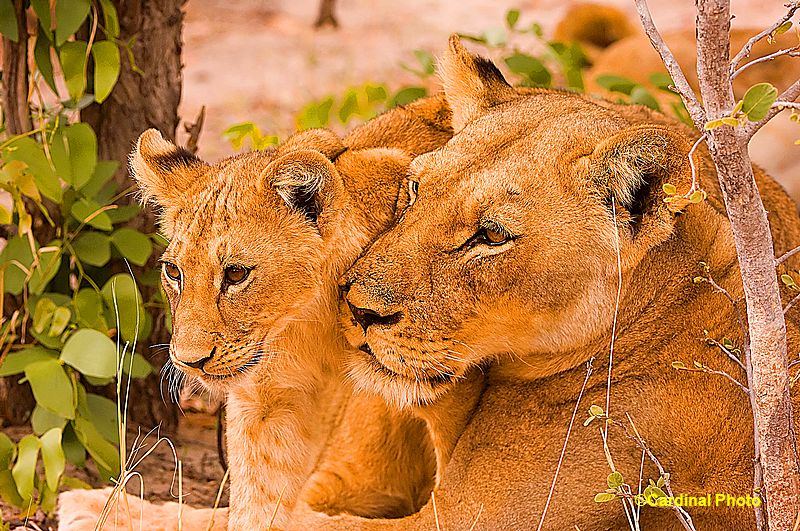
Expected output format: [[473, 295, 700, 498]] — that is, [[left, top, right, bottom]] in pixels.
[[288, 36, 800, 530]]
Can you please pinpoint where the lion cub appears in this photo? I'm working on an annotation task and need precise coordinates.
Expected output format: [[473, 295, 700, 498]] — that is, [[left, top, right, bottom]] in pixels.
[[57, 95, 456, 530]]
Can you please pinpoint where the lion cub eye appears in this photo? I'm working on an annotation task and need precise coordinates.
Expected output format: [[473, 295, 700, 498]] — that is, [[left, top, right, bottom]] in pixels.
[[224, 265, 251, 285], [162, 261, 181, 282], [483, 228, 507, 245], [469, 227, 513, 248]]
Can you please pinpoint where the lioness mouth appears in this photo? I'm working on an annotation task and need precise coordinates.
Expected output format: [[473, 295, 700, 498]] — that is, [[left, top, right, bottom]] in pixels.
[[359, 343, 454, 388]]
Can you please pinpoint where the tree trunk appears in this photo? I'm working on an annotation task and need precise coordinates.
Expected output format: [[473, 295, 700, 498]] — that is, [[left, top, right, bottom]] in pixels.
[[314, 0, 338, 28], [82, 0, 186, 434], [0, 0, 36, 427], [695, 2, 800, 528]]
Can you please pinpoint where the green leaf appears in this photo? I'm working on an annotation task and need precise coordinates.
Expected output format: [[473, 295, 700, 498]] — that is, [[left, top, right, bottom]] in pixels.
[[781, 273, 797, 287], [80, 160, 118, 198], [73, 288, 108, 332], [0, 0, 19, 42], [506, 8, 520, 29], [607, 471, 624, 489], [73, 417, 120, 478], [91, 40, 121, 103], [649, 72, 674, 92], [0, 433, 15, 469], [48, 306, 71, 337], [0, 470, 23, 507], [59, 40, 89, 101], [121, 352, 153, 379], [11, 435, 40, 501], [413, 50, 435, 76], [0, 347, 58, 377], [98, 0, 120, 38], [83, 394, 119, 444], [33, 297, 57, 334], [504, 53, 551, 87], [594, 492, 617, 503], [60, 328, 118, 379], [772, 20, 792, 38], [0, 236, 35, 295], [704, 118, 726, 130], [296, 97, 334, 130], [672, 361, 687, 369], [742, 83, 778, 122], [338, 90, 360, 123], [31, 405, 67, 436], [390, 86, 427, 107], [482, 27, 507, 47], [102, 273, 149, 343], [70, 198, 113, 231], [55, 0, 91, 46], [64, 123, 98, 189], [595, 75, 637, 95], [662, 183, 677, 195], [30, 0, 51, 37], [72, 231, 111, 267], [34, 32, 58, 94], [630, 86, 660, 111], [24, 359, 76, 419], [3, 136, 61, 202], [689, 190, 707, 204], [589, 405, 604, 417], [62, 424, 86, 468], [40, 428, 65, 491]]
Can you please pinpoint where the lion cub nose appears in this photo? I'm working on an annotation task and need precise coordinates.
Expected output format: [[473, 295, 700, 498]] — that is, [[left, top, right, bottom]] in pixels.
[[175, 346, 216, 370]]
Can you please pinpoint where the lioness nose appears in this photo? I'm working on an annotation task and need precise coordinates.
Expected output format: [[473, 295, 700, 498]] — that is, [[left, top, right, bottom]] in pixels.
[[346, 300, 402, 333]]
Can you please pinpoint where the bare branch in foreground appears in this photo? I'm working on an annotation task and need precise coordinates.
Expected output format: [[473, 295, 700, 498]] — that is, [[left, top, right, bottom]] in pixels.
[[731, 47, 800, 80], [785, 292, 800, 315], [730, 1, 800, 73], [777, 245, 800, 265], [633, 0, 706, 126]]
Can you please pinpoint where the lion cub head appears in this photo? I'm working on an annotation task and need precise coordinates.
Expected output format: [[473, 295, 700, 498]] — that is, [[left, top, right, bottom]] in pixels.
[[131, 129, 408, 391], [341, 37, 704, 408]]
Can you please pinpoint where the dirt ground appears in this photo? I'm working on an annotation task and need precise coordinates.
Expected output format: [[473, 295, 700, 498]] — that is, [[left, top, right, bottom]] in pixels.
[[2, 0, 791, 528]]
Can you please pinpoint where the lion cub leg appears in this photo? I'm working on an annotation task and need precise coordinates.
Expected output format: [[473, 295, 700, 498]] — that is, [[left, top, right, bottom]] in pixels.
[[301, 393, 435, 518]]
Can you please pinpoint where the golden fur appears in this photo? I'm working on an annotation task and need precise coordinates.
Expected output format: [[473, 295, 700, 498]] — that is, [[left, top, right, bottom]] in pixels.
[[56, 96, 457, 530], [289, 36, 800, 530]]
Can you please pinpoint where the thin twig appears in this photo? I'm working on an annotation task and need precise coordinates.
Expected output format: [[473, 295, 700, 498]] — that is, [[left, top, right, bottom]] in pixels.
[[536, 358, 595, 531], [777, 245, 800, 265], [785, 291, 800, 314], [687, 134, 706, 194], [730, 2, 800, 72], [732, 47, 800, 80], [432, 490, 442, 531], [705, 336, 746, 371], [634, 0, 706, 126]]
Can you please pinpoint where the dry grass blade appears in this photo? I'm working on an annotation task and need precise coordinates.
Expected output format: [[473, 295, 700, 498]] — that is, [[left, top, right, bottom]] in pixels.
[[267, 484, 288, 531]]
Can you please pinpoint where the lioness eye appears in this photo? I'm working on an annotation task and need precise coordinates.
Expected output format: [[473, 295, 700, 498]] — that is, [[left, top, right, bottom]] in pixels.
[[224, 265, 250, 285], [162, 262, 181, 282], [484, 228, 507, 245], [464, 226, 514, 249]]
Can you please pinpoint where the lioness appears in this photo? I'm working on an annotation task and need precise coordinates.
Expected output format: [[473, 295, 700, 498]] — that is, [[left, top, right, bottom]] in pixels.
[[57, 96, 454, 530], [290, 37, 800, 530]]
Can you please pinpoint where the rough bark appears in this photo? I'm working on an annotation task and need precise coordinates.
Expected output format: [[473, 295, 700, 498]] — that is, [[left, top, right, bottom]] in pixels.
[[82, 0, 186, 433], [694, 2, 800, 529], [0, 0, 36, 426], [314, 0, 338, 28]]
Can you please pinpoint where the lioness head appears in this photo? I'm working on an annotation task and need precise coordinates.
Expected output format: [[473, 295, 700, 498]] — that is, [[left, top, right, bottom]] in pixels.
[[341, 37, 700, 407], [131, 129, 408, 391]]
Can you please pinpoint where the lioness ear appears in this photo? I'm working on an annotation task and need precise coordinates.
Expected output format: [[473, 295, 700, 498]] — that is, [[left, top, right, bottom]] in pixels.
[[265, 149, 343, 226], [277, 128, 347, 160], [130, 129, 207, 207], [587, 125, 694, 234], [438, 34, 518, 131]]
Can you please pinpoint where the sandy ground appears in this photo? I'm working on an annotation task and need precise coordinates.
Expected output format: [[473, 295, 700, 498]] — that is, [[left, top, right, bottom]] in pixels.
[[177, 0, 792, 161]]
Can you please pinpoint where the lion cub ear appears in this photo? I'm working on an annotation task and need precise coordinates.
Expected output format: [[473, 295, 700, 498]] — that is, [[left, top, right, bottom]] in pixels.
[[265, 149, 344, 228], [130, 129, 207, 208], [586, 125, 694, 237], [438, 34, 518, 131]]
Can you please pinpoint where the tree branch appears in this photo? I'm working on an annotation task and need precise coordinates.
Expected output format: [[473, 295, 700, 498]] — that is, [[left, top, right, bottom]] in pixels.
[[731, 47, 800, 80], [777, 245, 800, 265], [730, 1, 800, 73], [633, 0, 706, 127], [785, 291, 800, 314]]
